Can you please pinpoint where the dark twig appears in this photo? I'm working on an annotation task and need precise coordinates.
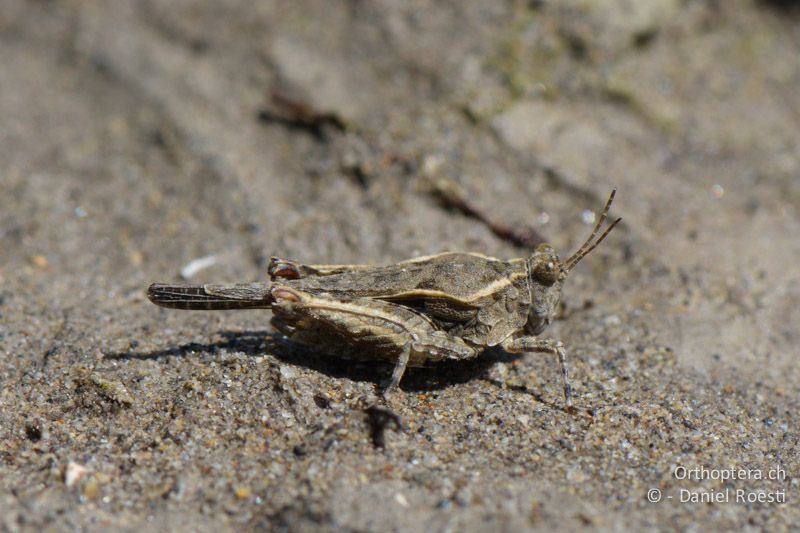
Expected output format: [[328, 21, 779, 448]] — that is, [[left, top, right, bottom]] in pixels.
[[257, 91, 347, 137], [431, 179, 547, 249]]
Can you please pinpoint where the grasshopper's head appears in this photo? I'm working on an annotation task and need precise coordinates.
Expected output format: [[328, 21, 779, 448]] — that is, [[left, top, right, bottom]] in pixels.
[[524, 190, 621, 336], [524, 243, 565, 335]]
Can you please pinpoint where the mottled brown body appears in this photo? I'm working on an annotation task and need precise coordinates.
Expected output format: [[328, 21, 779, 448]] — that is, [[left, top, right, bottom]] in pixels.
[[148, 191, 621, 406], [274, 252, 536, 347]]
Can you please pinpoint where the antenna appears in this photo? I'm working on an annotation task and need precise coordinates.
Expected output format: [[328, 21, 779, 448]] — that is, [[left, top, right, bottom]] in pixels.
[[565, 189, 621, 271]]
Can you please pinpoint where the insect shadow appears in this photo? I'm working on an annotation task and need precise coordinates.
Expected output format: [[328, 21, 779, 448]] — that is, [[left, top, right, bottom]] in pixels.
[[106, 330, 522, 393], [106, 330, 276, 361]]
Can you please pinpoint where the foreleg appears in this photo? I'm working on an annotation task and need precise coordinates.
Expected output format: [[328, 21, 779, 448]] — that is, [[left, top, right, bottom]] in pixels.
[[502, 337, 572, 408]]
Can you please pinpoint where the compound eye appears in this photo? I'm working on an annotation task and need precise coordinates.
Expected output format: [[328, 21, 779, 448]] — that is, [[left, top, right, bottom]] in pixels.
[[535, 243, 555, 254], [533, 260, 560, 285]]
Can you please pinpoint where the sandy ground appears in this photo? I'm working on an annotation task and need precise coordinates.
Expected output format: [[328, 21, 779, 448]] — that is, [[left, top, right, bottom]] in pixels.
[[1, 1, 799, 531]]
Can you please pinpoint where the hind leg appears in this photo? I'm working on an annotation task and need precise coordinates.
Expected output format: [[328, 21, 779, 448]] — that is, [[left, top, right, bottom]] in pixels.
[[381, 343, 411, 396], [270, 287, 477, 395]]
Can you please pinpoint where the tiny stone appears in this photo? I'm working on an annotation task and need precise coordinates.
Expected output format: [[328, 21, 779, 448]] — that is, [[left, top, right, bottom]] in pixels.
[[65, 462, 90, 487], [279, 365, 297, 379], [83, 478, 100, 500]]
